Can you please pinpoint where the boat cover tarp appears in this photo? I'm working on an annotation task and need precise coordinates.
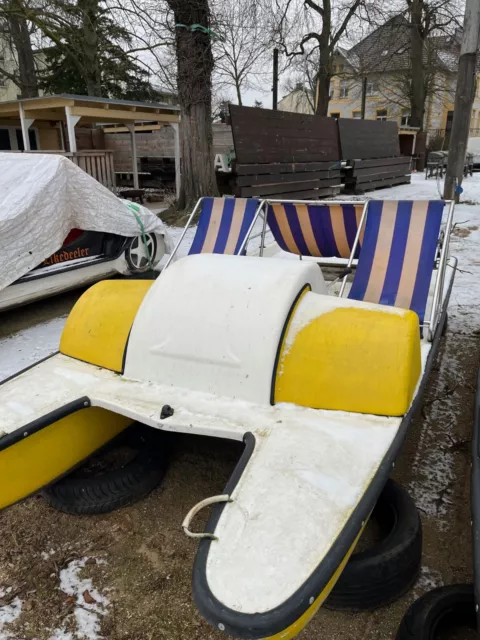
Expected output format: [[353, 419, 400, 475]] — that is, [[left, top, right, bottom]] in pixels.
[[0, 153, 172, 289]]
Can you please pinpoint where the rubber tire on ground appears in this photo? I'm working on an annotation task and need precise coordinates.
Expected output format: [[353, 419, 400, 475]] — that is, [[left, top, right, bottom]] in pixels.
[[395, 584, 476, 639], [325, 479, 422, 611], [42, 424, 167, 515]]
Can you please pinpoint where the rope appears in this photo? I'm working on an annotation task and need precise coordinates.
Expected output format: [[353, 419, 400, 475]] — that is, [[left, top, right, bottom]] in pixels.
[[124, 201, 153, 269], [175, 23, 222, 40]]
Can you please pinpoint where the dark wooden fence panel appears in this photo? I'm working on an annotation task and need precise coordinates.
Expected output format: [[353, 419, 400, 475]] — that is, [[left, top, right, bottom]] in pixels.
[[339, 119, 400, 160], [230, 105, 340, 164]]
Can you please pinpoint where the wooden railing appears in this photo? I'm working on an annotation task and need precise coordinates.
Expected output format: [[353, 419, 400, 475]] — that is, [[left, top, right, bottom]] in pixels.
[[69, 151, 116, 192], [7, 149, 117, 192]]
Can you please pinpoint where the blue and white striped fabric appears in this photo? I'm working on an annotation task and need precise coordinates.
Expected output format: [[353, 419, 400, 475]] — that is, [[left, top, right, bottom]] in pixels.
[[189, 198, 260, 256], [349, 200, 445, 323]]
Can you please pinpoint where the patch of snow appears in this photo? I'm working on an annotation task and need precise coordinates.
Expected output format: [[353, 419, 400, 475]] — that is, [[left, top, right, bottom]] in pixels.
[[49, 629, 74, 640], [0, 316, 67, 383], [0, 587, 22, 639], [408, 336, 464, 524], [413, 565, 444, 599], [57, 558, 109, 640]]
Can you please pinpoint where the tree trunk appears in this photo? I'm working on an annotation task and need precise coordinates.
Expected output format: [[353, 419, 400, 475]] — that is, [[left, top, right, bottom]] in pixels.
[[315, 24, 331, 116], [167, 0, 218, 209], [79, 0, 102, 96], [235, 81, 243, 106], [8, 10, 38, 98], [409, 0, 426, 129]]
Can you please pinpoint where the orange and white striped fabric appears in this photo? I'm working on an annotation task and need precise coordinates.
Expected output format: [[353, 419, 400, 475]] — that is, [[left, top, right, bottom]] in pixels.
[[266, 202, 365, 259]]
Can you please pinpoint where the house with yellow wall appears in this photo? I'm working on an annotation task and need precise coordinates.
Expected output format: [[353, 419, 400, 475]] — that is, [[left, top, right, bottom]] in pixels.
[[279, 16, 480, 144]]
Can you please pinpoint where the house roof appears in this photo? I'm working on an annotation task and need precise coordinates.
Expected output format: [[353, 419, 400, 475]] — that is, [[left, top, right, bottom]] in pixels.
[[336, 14, 467, 76]]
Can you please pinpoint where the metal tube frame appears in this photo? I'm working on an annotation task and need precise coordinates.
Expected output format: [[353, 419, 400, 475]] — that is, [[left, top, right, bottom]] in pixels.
[[258, 198, 368, 267], [237, 200, 266, 255], [425, 199, 455, 341], [339, 199, 369, 297], [162, 197, 204, 270], [163, 198, 266, 271]]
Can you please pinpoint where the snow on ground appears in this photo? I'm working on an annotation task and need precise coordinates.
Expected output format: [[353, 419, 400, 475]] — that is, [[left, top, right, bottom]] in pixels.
[[50, 558, 109, 640], [0, 587, 23, 640], [0, 316, 67, 383]]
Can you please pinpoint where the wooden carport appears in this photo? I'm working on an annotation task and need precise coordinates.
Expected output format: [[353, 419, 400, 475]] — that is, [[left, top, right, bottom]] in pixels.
[[0, 94, 181, 197]]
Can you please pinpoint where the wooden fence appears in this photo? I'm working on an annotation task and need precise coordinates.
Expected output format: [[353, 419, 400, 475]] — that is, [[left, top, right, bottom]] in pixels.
[[338, 119, 411, 193], [228, 106, 342, 199]]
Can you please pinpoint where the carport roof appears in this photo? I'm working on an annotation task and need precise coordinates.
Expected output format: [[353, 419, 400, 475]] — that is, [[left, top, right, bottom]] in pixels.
[[0, 94, 180, 125]]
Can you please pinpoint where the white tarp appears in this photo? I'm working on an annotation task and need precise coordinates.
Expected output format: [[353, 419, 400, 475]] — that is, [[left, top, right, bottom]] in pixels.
[[0, 153, 173, 289]]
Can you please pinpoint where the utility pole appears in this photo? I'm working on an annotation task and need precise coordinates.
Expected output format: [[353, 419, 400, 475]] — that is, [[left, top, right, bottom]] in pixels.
[[361, 77, 367, 119], [272, 48, 279, 110], [443, 0, 480, 201]]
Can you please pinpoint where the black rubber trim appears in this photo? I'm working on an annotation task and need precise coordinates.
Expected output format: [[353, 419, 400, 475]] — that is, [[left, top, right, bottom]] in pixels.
[[269, 284, 311, 406], [121, 326, 133, 374], [12, 240, 130, 286], [0, 397, 91, 453], [193, 268, 455, 639], [0, 351, 59, 387], [471, 368, 480, 630]]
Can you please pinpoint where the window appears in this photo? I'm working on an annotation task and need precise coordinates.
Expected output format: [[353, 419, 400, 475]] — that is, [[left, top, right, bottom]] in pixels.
[[401, 109, 411, 126], [352, 111, 361, 119], [339, 80, 349, 98], [337, 63, 344, 74], [0, 56, 5, 88], [376, 109, 388, 121], [366, 79, 378, 95], [330, 112, 340, 120]]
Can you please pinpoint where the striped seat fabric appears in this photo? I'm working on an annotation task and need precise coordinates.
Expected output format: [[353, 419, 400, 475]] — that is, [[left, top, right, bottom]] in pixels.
[[189, 198, 260, 256], [267, 202, 365, 259], [348, 200, 445, 323]]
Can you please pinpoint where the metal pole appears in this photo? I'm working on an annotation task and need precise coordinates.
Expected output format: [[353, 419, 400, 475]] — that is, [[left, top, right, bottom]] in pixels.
[[272, 48, 279, 110], [443, 0, 480, 201], [361, 77, 367, 119]]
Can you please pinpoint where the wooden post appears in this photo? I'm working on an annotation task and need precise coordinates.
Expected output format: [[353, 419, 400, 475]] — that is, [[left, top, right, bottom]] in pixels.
[[272, 48, 279, 110], [361, 77, 367, 119], [170, 122, 181, 201], [65, 106, 80, 153], [18, 102, 34, 151], [125, 123, 139, 190], [444, 0, 480, 201]]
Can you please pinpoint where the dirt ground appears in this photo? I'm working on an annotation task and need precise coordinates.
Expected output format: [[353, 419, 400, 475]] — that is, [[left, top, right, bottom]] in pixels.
[[0, 288, 479, 640]]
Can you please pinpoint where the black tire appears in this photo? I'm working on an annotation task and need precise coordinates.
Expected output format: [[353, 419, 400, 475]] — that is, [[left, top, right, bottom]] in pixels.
[[325, 479, 422, 611], [42, 424, 167, 515], [125, 233, 158, 273], [396, 584, 476, 639]]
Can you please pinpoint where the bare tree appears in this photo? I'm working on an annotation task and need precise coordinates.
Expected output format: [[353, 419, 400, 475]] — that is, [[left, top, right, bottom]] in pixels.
[[212, 0, 270, 106], [271, 0, 382, 116], [0, 0, 39, 97], [406, 0, 462, 128]]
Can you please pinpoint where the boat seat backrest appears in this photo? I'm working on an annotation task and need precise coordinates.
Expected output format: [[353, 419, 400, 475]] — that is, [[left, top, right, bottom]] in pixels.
[[348, 200, 445, 323], [266, 202, 365, 259], [188, 197, 260, 256]]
